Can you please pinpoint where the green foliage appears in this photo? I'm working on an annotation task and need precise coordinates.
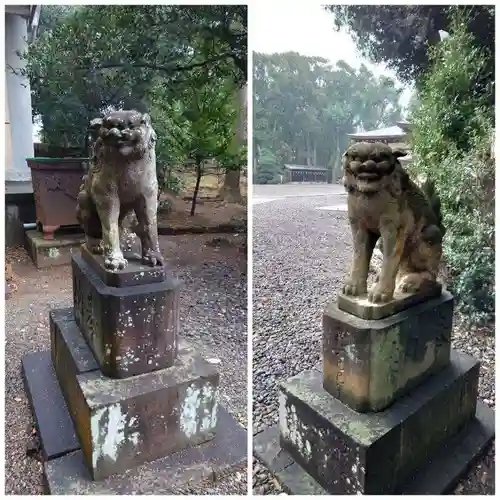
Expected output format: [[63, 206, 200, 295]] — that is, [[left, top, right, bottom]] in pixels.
[[19, 5, 247, 155], [147, 59, 242, 207], [253, 52, 403, 184], [149, 75, 238, 162], [326, 4, 494, 105], [253, 148, 281, 184], [409, 11, 494, 325]]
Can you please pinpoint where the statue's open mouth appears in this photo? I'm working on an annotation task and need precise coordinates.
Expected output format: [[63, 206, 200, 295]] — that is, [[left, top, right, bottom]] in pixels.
[[357, 172, 381, 181]]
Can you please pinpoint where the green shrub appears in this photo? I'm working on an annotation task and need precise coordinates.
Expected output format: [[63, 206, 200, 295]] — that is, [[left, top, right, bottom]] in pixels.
[[410, 9, 494, 326], [254, 148, 282, 184]]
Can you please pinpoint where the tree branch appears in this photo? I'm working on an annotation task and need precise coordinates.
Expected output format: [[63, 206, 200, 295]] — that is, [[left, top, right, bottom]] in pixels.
[[84, 53, 234, 76]]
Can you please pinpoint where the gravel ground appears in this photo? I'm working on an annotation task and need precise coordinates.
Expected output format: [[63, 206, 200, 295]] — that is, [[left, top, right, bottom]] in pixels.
[[5, 233, 247, 495], [252, 190, 494, 495]]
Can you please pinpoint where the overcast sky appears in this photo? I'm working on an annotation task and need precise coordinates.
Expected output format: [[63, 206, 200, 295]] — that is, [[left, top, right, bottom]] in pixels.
[[251, 3, 413, 112]]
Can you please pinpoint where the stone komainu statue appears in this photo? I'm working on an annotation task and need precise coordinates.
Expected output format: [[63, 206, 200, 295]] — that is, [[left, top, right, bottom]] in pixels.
[[342, 142, 445, 303], [76, 110, 164, 270]]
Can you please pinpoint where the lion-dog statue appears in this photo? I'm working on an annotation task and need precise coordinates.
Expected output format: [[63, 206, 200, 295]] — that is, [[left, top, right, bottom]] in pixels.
[[76, 110, 164, 270], [342, 142, 445, 303]]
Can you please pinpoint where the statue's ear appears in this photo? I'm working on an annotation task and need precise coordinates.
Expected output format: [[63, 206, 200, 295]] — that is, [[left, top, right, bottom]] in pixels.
[[148, 127, 157, 147], [342, 150, 352, 171], [396, 164, 410, 190], [141, 113, 151, 125], [392, 148, 407, 159], [89, 118, 103, 139], [89, 117, 103, 128]]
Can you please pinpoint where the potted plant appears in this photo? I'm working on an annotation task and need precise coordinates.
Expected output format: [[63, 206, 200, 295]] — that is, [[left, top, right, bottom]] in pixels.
[[27, 155, 89, 239]]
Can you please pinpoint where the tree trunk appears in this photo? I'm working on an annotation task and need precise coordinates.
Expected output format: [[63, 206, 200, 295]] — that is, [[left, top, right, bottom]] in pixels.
[[190, 159, 202, 216], [253, 146, 259, 184], [306, 134, 311, 166], [218, 84, 246, 203]]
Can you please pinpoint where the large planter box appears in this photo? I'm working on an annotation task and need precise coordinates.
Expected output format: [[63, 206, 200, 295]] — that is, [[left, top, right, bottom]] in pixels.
[[27, 157, 89, 240]]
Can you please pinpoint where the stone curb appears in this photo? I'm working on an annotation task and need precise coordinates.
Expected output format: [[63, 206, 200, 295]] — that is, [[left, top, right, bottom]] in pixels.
[[158, 222, 246, 235]]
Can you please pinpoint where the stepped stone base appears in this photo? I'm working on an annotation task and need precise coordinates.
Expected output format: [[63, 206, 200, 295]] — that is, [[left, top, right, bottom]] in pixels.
[[23, 349, 246, 494], [49, 308, 220, 480], [254, 350, 494, 495], [43, 403, 246, 495], [254, 403, 493, 495]]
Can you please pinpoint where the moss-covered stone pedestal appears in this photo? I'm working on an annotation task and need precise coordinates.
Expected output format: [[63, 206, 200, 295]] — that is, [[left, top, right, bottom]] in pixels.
[[254, 292, 494, 495], [22, 249, 246, 494], [323, 292, 453, 412]]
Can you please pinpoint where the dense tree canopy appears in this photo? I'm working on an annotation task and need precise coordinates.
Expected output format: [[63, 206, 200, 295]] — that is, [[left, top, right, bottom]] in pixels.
[[253, 52, 403, 184], [18, 5, 247, 200], [325, 5, 494, 103]]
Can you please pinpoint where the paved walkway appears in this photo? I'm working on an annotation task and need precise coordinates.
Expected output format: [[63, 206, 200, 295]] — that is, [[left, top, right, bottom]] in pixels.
[[252, 183, 347, 211]]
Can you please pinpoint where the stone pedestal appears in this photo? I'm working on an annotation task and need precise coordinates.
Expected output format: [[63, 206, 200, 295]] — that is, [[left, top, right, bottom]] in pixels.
[[22, 248, 246, 492], [50, 309, 219, 480], [279, 351, 478, 494], [72, 249, 180, 378], [254, 292, 495, 494], [323, 292, 453, 412]]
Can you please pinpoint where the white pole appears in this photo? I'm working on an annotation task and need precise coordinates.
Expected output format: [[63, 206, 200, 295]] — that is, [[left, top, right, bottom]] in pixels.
[[5, 12, 35, 188]]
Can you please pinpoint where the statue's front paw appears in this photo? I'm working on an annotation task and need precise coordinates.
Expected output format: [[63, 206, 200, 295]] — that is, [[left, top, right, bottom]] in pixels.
[[343, 279, 367, 296], [368, 283, 394, 303], [142, 248, 165, 267], [89, 242, 104, 255], [104, 251, 128, 270], [86, 237, 104, 255], [399, 277, 421, 294], [397, 273, 430, 294]]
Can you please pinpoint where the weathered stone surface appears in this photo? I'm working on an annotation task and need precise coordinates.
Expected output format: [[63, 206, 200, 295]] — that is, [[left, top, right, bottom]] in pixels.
[[44, 406, 246, 494], [323, 291, 453, 412], [72, 252, 180, 378], [76, 110, 163, 272], [255, 401, 494, 495], [50, 307, 101, 463], [22, 350, 79, 460], [50, 308, 99, 374], [341, 142, 445, 304], [253, 426, 327, 495], [26, 229, 84, 268], [81, 244, 166, 288], [337, 281, 442, 320], [51, 310, 220, 481], [278, 350, 479, 494]]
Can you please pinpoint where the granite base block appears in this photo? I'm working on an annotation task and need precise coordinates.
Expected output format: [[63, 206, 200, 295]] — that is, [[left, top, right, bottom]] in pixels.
[[323, 292, 454, 412], [50, 310, 220, 481], [278, 350, 481, 494], [337, 281, 442, 320], [80, 243, 168, 288], [44, 405, 246, 494], [254, 402, 494, 495], [71, 253, 181, 378], [26, 229, 84, 268], [22, 350, 80, 460], [24, 348, 246, 494]]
